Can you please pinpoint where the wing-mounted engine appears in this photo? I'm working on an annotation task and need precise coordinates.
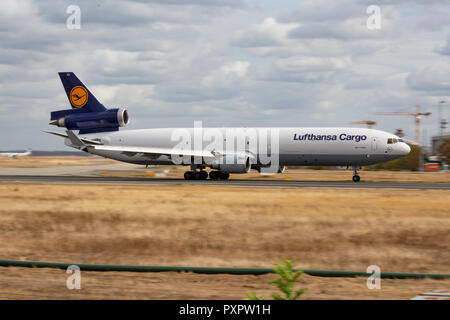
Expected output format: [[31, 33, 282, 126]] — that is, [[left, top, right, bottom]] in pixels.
[[210, 154, 251, 173], [253, 165, 286, 174], [50, 108, 129, 134]]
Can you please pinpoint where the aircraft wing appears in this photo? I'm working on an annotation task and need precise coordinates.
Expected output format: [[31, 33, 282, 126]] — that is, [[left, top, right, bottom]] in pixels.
[[90, 144, 217, 159], [45, 130, 247, 159]]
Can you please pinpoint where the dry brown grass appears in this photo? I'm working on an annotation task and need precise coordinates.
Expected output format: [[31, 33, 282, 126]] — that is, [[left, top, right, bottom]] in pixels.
[[0, 267, 448, 300], [0, 183, 449, 299], [253, 169, 450, 183], [0, 156, 114, 168]]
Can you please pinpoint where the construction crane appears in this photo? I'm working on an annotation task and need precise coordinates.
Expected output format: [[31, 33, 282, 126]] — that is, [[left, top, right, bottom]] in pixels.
[[376, 105, 431, 145], [394, 128, 405, 138], [349, 120, 376, 128]]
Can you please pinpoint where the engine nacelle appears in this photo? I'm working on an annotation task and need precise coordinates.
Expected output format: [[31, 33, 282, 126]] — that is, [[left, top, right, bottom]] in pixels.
[[253, 165, 286, 174], [211, 154, 251, 173], [51, 108, 129, 133]]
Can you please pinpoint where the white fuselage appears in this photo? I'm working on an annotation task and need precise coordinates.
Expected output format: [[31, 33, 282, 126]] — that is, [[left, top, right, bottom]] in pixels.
[[0, 151, 31, 158], [71, 127, 410, 168]]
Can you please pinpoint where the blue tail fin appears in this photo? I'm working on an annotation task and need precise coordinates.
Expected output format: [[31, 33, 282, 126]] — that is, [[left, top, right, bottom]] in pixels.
[[58, 72, 106, 112], [51, 72, 129, 134]]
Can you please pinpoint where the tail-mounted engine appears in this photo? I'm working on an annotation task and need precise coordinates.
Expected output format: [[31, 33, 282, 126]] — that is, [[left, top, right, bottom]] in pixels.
[[50, 108, 129, 134]]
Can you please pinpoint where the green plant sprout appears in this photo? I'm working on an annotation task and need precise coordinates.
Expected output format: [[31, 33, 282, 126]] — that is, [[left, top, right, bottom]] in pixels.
[[244, 293, 263, 300], [244, 259, 306, 300]]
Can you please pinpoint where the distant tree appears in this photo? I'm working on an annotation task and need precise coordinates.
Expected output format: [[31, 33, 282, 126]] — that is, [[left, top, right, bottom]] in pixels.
[[371, 144, 420, 171], [438, 139, 450, 164], [407, 145, 421, 170]]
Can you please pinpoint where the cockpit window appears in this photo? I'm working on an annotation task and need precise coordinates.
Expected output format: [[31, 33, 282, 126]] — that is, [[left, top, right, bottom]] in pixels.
[[388, 138, 400, 144], [398, 138, 404, 142]]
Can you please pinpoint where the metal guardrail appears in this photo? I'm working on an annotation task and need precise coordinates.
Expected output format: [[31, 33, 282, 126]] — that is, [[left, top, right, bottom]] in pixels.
[[0, 259, 449, 279]]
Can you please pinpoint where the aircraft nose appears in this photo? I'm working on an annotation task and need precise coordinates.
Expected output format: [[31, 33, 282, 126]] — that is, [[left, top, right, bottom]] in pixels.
[[400, 143, 411, 155]]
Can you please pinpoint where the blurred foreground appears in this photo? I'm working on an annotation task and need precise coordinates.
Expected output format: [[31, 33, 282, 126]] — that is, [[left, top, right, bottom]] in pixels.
[[0, 183, 448, 299]]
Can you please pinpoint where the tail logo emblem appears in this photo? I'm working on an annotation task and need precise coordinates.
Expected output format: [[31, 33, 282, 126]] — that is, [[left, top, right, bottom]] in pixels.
[[69, 86, 88, 108]]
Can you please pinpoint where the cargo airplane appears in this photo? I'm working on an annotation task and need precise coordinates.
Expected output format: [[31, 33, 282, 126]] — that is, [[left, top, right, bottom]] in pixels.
[[46, 73, 410, 182]]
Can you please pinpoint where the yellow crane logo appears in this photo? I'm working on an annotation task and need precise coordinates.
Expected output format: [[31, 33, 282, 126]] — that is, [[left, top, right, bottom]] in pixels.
[[69, 86, 88, 108]]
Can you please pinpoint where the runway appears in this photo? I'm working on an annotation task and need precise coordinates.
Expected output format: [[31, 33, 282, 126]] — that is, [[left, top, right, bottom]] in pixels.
[[1, 175, 449, 190]]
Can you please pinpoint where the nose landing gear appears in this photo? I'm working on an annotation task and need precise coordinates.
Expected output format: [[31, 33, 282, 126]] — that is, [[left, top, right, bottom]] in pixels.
[[351, 166, 361, 182]]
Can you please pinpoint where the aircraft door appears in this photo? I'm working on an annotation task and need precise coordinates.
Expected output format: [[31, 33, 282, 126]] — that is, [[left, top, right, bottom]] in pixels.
[[371, 137, 378, 152]]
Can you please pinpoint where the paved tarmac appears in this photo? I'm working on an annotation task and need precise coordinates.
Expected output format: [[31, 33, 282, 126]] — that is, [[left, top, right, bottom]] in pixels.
[[1, 174, 449, 190]]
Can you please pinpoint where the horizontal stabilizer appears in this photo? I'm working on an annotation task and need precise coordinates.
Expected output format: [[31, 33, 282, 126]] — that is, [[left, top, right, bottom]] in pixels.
[[44, 131, 103, 145]]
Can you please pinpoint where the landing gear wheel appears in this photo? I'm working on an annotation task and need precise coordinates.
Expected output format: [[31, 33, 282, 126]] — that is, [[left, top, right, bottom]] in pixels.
[[196, 171, 208, 180], [184, 171, 195, 180], [352, 175, 360, 182], [219, 172, 230, 180], [209, 171, 220, 180]]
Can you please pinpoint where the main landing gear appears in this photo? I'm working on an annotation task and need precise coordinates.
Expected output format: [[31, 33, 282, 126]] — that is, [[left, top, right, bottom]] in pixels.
[[183, 170, 230, 180], [208, 171, 229, 180], [184, 170, 208, 180]]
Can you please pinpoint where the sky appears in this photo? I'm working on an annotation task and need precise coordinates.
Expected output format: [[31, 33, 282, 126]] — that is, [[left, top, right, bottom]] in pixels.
[[1, 0, 450, 150]]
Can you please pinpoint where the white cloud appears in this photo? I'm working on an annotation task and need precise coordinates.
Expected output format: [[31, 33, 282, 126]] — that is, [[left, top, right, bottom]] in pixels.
[[407, 61, 450, 93], [232, 17, 297, 47]]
